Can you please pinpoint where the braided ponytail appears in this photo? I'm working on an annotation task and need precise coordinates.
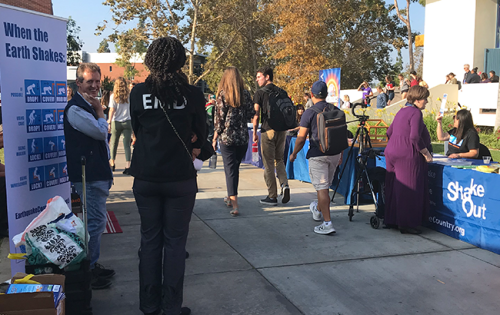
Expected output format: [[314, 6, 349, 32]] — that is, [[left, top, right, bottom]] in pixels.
[[144, 37, 189, 107]]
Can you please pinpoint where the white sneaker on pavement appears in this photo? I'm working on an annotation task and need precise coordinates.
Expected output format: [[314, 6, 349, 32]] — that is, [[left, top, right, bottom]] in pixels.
[[281, 185, 290, 204], [314, 222, 336, 235], [309, 201, 323, 221]]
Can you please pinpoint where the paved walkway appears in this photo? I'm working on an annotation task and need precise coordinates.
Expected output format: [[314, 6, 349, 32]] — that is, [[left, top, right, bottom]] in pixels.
[[2, 148, 500, 314]]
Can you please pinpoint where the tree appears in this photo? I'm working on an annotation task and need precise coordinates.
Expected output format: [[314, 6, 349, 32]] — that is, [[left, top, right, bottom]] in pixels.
[[197, 0, 273, 93], [67, 17, 84, 66], [415, 46, 424, 76], [403, 47, 424, 78], [113, 29, 148, 80], [267, 0, 408, 100], [392, 50, 404, 83], [97, 39, 111, 53], [97, 0, 243, 85], [392, 0, 425, 72], [266, 0, 330, 99], [101, 76, 115, 91]]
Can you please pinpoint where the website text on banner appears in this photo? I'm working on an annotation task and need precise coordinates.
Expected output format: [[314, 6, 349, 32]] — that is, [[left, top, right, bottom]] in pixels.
[[427, 164, 500, 255], [319, 68, 341, 107], [0, 4, 70, 275]]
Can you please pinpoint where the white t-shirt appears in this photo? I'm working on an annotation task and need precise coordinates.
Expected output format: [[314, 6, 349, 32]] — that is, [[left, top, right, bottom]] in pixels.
[[109, 93, 131, 122]]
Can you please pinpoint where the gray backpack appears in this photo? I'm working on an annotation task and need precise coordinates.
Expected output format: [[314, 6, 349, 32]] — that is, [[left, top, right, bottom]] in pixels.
[[311, 104, 348, 155]]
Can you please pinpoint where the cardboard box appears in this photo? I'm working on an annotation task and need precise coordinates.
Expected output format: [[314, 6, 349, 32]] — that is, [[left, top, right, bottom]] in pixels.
[[0, 273, 65, 315]]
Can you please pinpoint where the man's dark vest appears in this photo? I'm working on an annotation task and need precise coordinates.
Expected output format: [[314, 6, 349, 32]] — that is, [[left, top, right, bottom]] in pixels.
[[63, 93, 113, 183]]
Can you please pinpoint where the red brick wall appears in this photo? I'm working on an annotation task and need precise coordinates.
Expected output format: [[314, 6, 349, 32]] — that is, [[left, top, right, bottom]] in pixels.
[[0, 0, 53, 15], [98, 63, 149, 84]]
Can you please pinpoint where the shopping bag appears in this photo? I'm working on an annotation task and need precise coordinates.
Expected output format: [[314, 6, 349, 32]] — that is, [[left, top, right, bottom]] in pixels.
[[12, 196, 71, 247], [49, 212, 87, 242], [25, 224, 86, 268]]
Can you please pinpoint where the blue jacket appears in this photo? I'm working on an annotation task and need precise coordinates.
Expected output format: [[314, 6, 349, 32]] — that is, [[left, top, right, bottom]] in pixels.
[[376, 93, 387, 108]]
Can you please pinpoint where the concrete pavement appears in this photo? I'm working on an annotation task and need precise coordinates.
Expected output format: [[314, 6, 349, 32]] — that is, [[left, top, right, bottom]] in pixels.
[[2, 148, 500, 314]]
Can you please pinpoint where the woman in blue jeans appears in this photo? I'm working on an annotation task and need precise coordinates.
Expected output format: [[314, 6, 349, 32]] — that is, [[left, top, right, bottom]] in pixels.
[[129, 37, 206, 315], [212, 67, 255, 216], [107, 77, 133, 174]]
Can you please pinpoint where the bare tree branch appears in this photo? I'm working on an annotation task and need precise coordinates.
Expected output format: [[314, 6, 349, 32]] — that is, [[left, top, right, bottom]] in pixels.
[[161, 0, 180, 38], [393, 0, 414, 71], [194, 25, 245, 84], [393, 0, 409, 24]]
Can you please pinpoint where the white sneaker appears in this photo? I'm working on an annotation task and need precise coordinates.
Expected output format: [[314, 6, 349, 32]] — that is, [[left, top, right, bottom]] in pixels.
[[281, 185, 290, 204], [314, 222, 336, 235], [309, 201, 323, 221]]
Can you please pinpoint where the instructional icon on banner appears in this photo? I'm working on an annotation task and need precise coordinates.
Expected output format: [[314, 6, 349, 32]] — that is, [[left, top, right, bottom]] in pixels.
[[58, 135, 66, 157], [41, 81, 55, 103], [27, 138, 43, 162], [45, 164, 59, 188], [26, 109, 42, 133], [42, 109, 57, 131], [57, 109, 64, 130], [56, 81, 67, 103], [43, 136, 58, 160], [29, 166, 45, 191], [24, 80, 40, 103], [59, 162, 69, 184]]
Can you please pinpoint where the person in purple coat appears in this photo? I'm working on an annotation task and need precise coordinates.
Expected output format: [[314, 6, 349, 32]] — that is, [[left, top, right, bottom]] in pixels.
[[384, 86, 433, 235]]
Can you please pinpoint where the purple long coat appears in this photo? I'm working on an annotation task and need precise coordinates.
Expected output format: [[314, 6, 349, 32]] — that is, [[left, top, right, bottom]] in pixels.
[[384, 106, 431, 228]]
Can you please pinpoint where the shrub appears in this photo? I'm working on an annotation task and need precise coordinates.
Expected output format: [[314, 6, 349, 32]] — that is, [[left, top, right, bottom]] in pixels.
[[101, 76, 115, 92], [423, 113, 453, 142], [479, 130, 500, 150], [348, 120, 388, 141]]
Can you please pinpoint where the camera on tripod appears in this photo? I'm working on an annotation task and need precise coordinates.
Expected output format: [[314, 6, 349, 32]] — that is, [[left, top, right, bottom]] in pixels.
[[332, 94, 382, 223], [350, 96, 374, 120], [360, 148, 383, 159]]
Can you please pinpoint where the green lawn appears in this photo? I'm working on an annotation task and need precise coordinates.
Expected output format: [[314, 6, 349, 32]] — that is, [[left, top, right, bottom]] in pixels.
[[431, 143, 444, 155], [432, 143, 500, 162]]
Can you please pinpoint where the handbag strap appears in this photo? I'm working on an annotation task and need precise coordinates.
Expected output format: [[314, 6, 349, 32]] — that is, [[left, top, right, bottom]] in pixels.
[[159, 102, 193, 163]]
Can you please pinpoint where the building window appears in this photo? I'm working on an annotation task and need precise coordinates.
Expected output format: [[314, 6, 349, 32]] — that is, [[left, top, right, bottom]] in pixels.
[[109, 66, 112, 72], [480, 109, 496, 115]]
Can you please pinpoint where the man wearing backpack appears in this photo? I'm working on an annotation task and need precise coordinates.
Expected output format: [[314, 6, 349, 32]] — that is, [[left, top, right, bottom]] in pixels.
[[253, 67, 293, 205], [290, 81, 343, 235]]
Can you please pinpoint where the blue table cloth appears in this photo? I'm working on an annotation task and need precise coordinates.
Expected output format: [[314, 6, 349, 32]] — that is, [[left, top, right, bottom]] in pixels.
[[375, 155, 500, 255], [286, 137, 500, 254], [427, 162, 500, 254], [241, 130, 294, 169], [286, 137, 384, 205], [241, 130, 264, 169]]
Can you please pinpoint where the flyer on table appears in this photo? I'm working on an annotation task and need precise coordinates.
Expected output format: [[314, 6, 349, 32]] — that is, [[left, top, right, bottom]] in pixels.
[[0, 4, 70, 275]]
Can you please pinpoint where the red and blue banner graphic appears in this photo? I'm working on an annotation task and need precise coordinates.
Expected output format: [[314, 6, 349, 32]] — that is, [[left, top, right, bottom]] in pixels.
[[319, 68, 341, 107]]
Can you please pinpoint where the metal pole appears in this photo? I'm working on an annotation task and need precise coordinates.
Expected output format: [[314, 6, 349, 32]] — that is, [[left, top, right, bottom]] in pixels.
[[81, 156, 89, 258]]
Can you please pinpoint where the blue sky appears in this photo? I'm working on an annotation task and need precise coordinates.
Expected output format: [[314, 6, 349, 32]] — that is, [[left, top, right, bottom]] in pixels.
[[53, 0, 426, 66]]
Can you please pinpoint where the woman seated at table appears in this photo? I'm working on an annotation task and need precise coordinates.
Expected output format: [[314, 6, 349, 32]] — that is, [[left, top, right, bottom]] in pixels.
[[436, 109, 480, 159]]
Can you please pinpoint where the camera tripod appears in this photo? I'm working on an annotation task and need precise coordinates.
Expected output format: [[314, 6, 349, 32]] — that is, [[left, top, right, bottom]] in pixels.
[[331, 105, 380, 224]]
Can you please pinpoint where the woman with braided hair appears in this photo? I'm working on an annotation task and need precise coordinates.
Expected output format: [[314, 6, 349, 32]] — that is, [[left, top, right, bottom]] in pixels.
[[129, 37, 206, 315]]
